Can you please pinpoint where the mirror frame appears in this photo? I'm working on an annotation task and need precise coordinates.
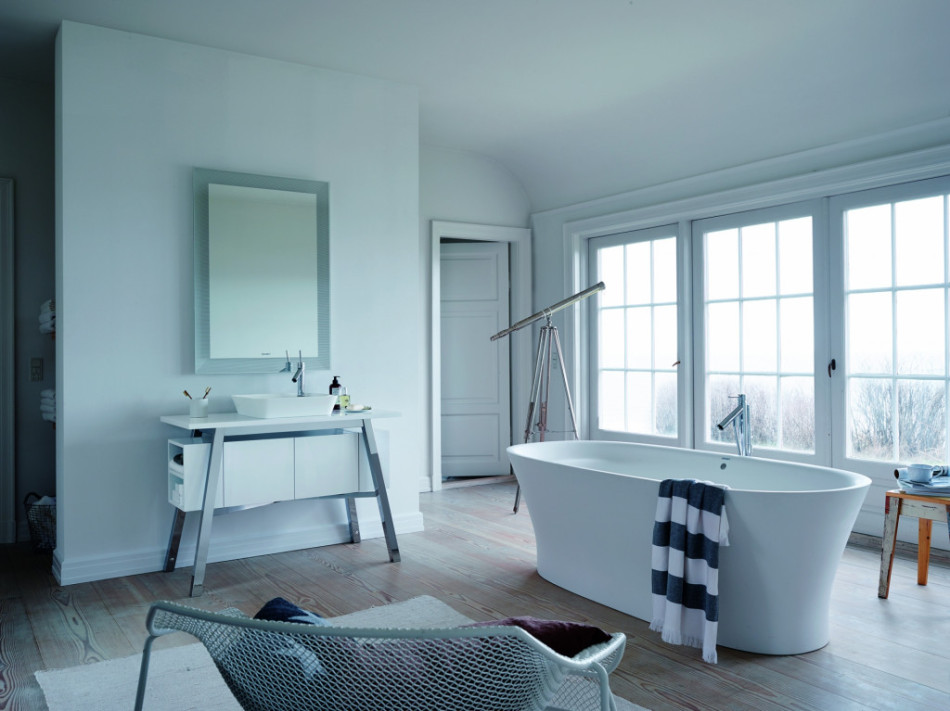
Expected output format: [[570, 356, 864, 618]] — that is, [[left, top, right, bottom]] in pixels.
[[194, 168, 330, 374]]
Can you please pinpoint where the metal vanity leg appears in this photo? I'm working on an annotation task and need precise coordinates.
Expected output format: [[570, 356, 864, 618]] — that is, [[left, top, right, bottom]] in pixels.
[[361, 419, 400, 562], [164, 508, 187, 572], [345, 496, 361, 543], [190, 427, 225, 596]]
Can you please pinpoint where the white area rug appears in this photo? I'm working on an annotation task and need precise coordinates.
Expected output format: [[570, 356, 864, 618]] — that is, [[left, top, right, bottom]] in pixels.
[[36, 595, 647, 711]]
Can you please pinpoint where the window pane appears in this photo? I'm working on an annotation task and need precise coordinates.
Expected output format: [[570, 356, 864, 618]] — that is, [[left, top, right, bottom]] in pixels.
[[896, 288, 945, 375], [599, 246, 624, 307], [848, 292, 892, 374], [706, 229, 738, 300], [626, 307, 651, 369], [778, 217, 813, 295], [741, 223, 776, 298], [746, 375, 778, 448], [846, 204, 892, 290], [742, 299, 777, 372], [625, 241, 651, 305], [626, 372, 652, 432], [600, 308, 624, 369], [656, 372, 677, 436], [780, 297, 813, 373], [653, 237, 677, 303], [895, 196, 944, 287], [707, 301, 739, 372], [898, 379, 946, 462], [848, 378, 893, 460], [654, 304, 677, 370], [600, 370, 624, 431], [781, 376, 814, 451]]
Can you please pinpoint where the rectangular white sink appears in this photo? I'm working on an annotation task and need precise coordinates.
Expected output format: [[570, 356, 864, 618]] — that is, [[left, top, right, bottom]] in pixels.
[[232, 393, 337, 419]]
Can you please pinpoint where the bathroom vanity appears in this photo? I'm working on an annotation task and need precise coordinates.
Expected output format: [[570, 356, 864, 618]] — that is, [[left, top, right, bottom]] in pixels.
[[160, 409, 399, 596]]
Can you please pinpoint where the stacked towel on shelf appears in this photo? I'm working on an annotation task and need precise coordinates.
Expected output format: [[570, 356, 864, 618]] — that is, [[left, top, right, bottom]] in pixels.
[[40, 389, 56, 423], [39, 299, 56, 334], [650, 478, 729, 663]]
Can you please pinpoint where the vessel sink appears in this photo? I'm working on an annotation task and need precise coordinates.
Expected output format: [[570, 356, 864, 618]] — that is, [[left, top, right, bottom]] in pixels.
[[232, 393, 337, 418]]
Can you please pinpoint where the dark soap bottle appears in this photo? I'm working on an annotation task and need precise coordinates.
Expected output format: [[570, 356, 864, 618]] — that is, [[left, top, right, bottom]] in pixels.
[[329, 376, 342, 411]]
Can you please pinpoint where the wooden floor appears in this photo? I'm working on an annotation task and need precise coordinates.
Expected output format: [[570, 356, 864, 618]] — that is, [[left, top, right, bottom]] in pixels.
[[3, 480, 950, 710]]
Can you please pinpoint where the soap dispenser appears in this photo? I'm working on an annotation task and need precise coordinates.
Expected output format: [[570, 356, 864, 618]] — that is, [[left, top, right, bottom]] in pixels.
[[329, 376, 342, 411]]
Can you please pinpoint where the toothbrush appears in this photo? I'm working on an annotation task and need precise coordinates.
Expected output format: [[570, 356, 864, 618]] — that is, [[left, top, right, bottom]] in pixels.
[[203, 386, 211, 399], [183, 390, 193, 400]]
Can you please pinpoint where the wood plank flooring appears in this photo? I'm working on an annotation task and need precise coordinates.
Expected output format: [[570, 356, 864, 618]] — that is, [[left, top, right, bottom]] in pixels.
[[3, 480, 950, 710]]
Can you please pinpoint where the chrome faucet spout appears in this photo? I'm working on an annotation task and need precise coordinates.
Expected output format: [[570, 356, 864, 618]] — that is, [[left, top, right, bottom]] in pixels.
[[717, 404, 744, 430], [717, 394, 750, 456], [291, 350, 305, 396]]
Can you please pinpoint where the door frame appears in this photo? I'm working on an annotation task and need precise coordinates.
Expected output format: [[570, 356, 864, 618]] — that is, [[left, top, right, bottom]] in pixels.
[[1, 179, 14, 542], [430, 220, 531, 492]]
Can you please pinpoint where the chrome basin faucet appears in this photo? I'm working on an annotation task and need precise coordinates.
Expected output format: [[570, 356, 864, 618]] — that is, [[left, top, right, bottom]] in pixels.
[[291, 350, 305, 396], [717, 393, 751, 456]]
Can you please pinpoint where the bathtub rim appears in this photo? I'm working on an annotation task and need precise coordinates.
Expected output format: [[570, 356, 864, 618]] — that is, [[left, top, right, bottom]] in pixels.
[[507, 439, 872, 495]]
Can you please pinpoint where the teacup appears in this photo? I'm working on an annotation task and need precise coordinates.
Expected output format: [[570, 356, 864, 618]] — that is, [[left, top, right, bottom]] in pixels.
[[907, 463, 938, 483]]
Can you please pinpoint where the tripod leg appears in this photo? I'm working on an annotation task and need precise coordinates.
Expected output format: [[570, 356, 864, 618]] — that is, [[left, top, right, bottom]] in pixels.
[[515, 325, 550, 513], [551, 327, 580, 439]]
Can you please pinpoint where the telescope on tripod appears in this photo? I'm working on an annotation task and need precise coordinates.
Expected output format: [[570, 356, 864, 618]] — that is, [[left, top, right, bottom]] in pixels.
[[491, 281, 605, 512]]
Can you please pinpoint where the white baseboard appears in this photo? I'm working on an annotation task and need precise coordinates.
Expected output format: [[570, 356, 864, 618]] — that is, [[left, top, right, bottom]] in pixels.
[[53, 510, 425, 586]]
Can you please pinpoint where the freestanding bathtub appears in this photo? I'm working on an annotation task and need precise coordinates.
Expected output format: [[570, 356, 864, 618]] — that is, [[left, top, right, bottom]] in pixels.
[[507, 440, 871, 655]]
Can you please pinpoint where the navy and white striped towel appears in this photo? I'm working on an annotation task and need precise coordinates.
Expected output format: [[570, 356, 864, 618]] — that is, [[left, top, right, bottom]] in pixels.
[[650, 479, 729, 663]]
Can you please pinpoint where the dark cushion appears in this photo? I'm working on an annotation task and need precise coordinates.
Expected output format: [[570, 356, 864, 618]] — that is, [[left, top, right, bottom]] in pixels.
[[464, 616, 611, 657], [254, 597, 330, 626]]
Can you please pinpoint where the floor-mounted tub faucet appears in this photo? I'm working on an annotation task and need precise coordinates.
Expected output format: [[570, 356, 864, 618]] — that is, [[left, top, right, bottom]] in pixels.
[[291, 350, 305, 396], [717, 393, 751, 456]]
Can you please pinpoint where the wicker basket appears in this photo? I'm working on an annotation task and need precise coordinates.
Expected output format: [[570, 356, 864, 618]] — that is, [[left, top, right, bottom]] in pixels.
[[23, 492, 56, 552]]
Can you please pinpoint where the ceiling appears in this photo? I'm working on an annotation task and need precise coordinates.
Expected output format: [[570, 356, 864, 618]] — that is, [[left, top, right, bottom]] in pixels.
[[2, 0, 949, 212]]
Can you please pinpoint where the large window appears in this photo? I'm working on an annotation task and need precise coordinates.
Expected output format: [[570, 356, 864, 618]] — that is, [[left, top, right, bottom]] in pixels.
[[589, 227, 679, 439], [583, 169, 950, 476], [695, 208, 816, 454], [834, 178, 950, 464]]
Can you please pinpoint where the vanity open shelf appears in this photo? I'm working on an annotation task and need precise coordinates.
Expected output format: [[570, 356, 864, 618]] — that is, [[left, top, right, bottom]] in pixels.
[[161, 410, 399, 596]]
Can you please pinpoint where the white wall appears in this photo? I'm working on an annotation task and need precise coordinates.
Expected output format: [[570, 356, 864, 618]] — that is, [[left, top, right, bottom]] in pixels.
[[55, 22, 422, 584]]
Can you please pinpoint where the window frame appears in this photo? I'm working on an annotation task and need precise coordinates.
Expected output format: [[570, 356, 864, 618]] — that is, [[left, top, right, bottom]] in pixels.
[[828, 174, 950, 476], [691, 199, 831, 464], [587, 224, 691, 447]]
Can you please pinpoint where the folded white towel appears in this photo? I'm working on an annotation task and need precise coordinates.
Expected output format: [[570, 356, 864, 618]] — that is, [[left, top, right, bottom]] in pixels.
[[41, 412, 56, 423], [41, 389, 55, 398], [40, 404, 55, 415], [40, 299, 55, 313], [39, 322, 55, 334], [38, 311, 55, 324]]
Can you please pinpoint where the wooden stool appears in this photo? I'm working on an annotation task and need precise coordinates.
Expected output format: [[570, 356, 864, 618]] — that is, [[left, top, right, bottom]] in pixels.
[[878, 489, 950, 598]]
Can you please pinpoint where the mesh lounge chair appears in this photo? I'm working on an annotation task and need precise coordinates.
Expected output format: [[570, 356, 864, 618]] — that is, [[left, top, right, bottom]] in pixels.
[[134, 601, 627, 711]]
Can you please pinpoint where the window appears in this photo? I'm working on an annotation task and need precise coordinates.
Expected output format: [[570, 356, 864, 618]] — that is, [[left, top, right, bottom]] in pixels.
[[695, 208, 816, 454], [834, 179, 950, 464], [579, 164, 950, 478], [589, 227, 679, 440]]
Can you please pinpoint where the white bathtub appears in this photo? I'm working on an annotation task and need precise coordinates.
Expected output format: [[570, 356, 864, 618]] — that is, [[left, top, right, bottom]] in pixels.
[[507, 440, 870, 655]]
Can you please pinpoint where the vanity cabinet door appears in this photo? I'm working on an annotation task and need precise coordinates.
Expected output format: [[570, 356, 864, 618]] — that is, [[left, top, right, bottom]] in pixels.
[[294, 433, 359, 499], [222, 438, 295, 507]]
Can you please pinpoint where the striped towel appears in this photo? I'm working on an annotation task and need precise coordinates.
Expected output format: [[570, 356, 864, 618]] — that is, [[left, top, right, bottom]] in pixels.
[[650, 479, 729, 663]]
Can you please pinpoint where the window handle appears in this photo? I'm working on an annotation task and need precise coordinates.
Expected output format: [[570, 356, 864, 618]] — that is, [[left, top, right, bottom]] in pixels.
[[828, 358, 836, 377]]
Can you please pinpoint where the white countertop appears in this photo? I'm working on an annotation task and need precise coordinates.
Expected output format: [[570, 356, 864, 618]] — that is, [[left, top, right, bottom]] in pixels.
[[161, 409, 398, 432]]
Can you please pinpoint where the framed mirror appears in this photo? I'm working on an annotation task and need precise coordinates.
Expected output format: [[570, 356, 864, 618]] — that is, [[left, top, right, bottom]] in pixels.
[[194, 168, 329, 374]]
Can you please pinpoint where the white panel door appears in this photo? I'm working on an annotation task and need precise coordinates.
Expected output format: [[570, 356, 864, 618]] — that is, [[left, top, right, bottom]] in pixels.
[[440, 242, 510, 477]]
